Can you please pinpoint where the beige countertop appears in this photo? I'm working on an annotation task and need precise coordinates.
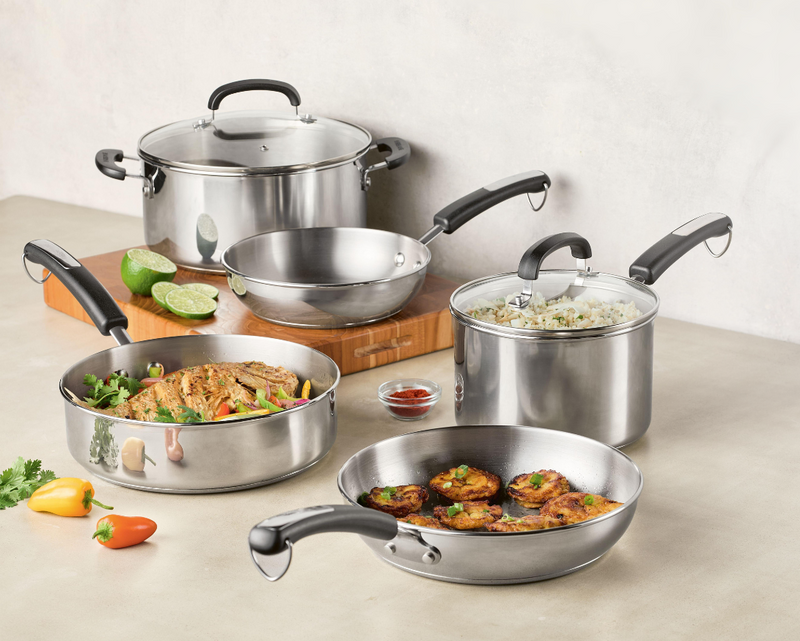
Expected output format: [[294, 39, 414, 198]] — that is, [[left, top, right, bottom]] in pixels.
[[2, 196, 798, 640]]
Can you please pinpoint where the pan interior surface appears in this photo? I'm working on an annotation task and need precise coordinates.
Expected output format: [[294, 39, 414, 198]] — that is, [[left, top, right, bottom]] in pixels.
[[222, 228, 431, 286]]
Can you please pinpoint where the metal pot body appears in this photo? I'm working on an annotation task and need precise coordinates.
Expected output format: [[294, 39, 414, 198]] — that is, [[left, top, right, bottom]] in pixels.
[[450, 271, 660, 448], [142, 159, 367, 273], [221, 228, 431, 328], [60, 334, 339, 493], [337, 425, 642, 584]]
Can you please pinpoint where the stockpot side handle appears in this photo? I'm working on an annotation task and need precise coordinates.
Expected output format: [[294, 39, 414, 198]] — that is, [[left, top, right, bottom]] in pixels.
[[628, 213, 733, 285], [95, 149, 127, 181], [207, 79, 302, 111], [372, 137, 411, 171], [432, 170, 551, 235], [518, 232, 593, 280], [22, 240, 129, 339]]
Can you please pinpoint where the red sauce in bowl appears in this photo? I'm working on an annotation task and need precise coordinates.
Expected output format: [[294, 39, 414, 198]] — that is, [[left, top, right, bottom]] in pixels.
[[388, 389, 432, 418]]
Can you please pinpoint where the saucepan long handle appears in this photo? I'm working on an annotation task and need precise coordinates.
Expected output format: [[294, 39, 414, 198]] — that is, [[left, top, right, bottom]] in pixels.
[[629, 213, 733, 285], [22, 240, 131, 344], [418, 170, 551, 245]]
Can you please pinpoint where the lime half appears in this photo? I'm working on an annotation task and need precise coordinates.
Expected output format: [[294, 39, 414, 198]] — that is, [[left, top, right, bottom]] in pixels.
[[164, 288, 217, 320], [182, 283, 220, 300], [121, 249, 177, 296], [151, 281, 181, 309]]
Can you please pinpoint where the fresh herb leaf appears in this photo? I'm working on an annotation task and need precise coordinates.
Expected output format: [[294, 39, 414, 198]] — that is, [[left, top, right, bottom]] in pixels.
[[454, 464, 468, 479], [357, 492, 369, 506], [500, 514, 517, 522], [380, 486, 397, 501], [0, 456, 58, 510], [177, 405, 205, 423], [482, 509, 490, 513], [447, 503, 464, 518], [584, 495, 595, 506], [442, 481, 453, 489], [82, 373, 142, 409], [155, 406, 177, 423], [530, 473, 544, 488]]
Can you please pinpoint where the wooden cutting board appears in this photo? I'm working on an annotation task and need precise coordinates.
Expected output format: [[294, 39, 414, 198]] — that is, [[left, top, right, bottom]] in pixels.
[[42, 247, 458, 375]]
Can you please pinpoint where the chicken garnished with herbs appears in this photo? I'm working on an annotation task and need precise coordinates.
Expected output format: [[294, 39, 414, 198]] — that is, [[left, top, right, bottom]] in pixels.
[[506, 469, 570, 509], [363, 484, 429, 518], [429, 464, 501, 501]]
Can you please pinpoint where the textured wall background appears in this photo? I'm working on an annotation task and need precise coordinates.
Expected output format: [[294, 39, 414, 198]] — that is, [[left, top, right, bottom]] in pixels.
[[1, 0, 798, 341]]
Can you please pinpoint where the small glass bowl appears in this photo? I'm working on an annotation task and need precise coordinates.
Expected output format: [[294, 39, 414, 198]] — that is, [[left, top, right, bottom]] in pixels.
[[378, 378, 442, 421]]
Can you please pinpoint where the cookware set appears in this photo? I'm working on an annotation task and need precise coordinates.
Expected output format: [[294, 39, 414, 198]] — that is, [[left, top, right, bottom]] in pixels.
[[28, 77, 735, 584]]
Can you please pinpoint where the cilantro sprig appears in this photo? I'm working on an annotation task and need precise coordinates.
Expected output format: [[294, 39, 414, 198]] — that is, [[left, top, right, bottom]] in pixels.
[[0, 457, 57, 510], [154, 405, 205, 423], [83, 373, 143, 409]]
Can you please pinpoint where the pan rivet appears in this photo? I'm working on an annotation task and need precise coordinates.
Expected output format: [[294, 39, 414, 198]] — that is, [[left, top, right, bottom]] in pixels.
[[260, 145, 269, 152], [384, 542, 397, 554], [422, 551, 436, 564], [394, 253, 406, 267], [114, 369, 129, 378]]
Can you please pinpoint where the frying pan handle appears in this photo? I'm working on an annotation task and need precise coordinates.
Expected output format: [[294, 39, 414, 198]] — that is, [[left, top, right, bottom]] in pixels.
[[22, 240, 130, 341], [249, 505, 397, 555], [432, 170, 551, 235], [518, 232, 593, 280], [629, 213, 733, 285], [207, 79, 301, 111]]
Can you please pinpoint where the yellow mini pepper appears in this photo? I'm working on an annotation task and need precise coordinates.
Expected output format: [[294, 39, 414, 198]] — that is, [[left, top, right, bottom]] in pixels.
[[27, 478, 113, 517]]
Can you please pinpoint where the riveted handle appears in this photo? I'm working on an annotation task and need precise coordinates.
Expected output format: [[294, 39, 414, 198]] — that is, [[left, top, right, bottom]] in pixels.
[[208, 79, 301, 111], [518, 232, 593, 281]]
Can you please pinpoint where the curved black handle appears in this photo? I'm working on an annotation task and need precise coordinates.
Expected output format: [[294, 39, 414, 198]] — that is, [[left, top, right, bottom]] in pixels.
[[518, 232, 593, 280], [95, 149, 127, 181], [249, 505, 397, 556], [23, 240, 128, 336], [208, 79, 301, 111], [629, 213, 733, 285], [433, 170, 551, 234], [373, 137, 411, 171]]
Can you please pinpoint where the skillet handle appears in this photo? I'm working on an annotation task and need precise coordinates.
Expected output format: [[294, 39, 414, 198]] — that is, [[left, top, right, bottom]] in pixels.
[[432, 170, 551, 234], [629, 213, 733, 285], [518, 232, 593, 281], [22, 240, 130, 341]]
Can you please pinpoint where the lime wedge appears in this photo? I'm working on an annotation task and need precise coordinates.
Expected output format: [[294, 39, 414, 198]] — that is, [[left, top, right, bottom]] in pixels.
[[182, 283, 220, 300], [164, 288, 217, 320], [151, 281, 181, 309], [121, 249, 177, 296]]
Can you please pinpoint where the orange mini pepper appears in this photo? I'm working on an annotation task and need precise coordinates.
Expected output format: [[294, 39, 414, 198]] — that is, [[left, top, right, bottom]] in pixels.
[[27, 478, 113, 517], [93, 515, 157, 549]]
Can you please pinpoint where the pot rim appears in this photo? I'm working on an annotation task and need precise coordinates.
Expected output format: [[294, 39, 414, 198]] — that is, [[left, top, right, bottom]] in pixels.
[[337, 424, 644, 539], [136, 111, 374, 177], [449, 269, 661, 340], [221, 229, 432, 289]]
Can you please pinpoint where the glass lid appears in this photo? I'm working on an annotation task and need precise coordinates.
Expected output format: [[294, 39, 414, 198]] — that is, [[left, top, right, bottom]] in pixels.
[[138, 110, 372, 176], [451, 270, 660, 338]]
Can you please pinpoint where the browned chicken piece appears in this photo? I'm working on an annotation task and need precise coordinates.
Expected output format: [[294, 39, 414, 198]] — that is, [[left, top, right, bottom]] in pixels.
[[398, 514, 449, 530], [434, 501, 502, 530], [429, 465, 502, 501], [507, 469, 570, 508], [486, 514, 564, 532], [364, 485, 429, 518], [540, 492, 623, 525], [181, 364, 260, 418], [223, 361, 299, 397]]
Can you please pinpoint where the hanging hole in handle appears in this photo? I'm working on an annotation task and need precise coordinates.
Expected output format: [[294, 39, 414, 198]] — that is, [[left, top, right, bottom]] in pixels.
[[22, 253, 51, 284], [526, 183, 548, 212], [704, 225, 733, 258]]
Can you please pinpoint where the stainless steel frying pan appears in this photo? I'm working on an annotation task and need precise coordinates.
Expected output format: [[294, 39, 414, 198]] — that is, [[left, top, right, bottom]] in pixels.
[[22, 240, 340, 493], [248, 425, 643, 585], [221, 170, 550, 328]]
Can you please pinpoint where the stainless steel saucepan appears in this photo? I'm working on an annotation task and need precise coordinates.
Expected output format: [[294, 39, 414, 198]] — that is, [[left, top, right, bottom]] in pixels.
[[450, 213, 734, 447], [22, 240, 340, 493], [221, 170, 551, 328], [248, 425, 643, 585]]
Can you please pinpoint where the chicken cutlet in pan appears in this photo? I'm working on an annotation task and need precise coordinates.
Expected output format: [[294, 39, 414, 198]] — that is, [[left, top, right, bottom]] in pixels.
[[539, 492, 623, 524], [507, 469, 570, 508], [398, 514, 449, 530], [485, 514, 564, 532], [364, 485, 429, 518], [429, 465, 501, 502], [433, 501, 503, 530]]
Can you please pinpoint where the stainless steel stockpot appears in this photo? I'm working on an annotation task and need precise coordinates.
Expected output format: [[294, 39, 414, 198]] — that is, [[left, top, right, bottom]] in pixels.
[[23, 240, 340, 494], [247, 425, 643, 585], [221, 170, 550, 328], [95, 79, 410, 273], [450, 213, 734, 448]]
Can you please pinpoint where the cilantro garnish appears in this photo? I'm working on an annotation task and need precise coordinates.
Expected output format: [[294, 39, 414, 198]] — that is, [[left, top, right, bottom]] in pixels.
[[177, 405, 205, 423], [83, 373, 143, 409], [0, 457, 58, 510], [155, 407, 177, 423]]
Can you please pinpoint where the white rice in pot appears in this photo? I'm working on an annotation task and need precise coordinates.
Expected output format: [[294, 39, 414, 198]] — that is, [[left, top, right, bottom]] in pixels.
[[466, 292, 642, 330]]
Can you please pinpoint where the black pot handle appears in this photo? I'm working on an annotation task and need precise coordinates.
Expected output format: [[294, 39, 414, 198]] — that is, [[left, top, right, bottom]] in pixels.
[[629, 213, 733, 285], [422, 171, 550, 243], [22, 240, 129, 340], [95, 149, 127, 181], [373, 137, 410, 171], [517, 232, 593, 281], [249, 505, 397, 556], [208, 79, 301, 111]]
